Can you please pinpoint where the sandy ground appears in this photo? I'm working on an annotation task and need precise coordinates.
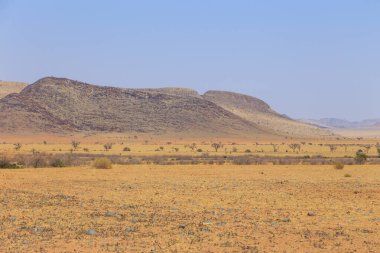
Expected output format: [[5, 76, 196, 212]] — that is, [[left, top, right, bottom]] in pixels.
[[1, 165, 379, 252]]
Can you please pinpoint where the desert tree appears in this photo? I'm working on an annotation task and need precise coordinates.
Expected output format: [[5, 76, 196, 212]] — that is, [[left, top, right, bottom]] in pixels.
[[211, 142, 223, 152], [289, 143, 300, 153], [272, 144, 279, 153], [14, 143, 22, 151], [376, 144, 380, 157], [355, 149, 368, 164], [71, 140, 80, 150], [362, 145, 372, 154], [189, 143, 197, 152], [328, 145, 337, 153]]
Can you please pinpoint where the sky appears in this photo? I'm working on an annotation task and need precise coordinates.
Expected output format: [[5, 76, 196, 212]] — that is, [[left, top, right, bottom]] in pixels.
[[0, 0, 379, 121]]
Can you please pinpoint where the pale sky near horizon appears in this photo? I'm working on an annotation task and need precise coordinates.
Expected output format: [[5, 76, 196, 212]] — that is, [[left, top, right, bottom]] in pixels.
[[0, 0, 379, 121]]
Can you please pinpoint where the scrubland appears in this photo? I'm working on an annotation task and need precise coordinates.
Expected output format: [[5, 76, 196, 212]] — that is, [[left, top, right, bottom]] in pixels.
[[1, 165, 380, 252], [1, 136, 380, 252]]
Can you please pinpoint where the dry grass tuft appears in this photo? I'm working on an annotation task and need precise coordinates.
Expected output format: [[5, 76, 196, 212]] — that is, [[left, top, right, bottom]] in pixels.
[[334, 161, 345, 170], [93, 158, 112, 169]]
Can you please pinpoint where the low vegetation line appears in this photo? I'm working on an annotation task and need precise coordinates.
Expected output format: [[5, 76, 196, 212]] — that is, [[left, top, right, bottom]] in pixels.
[[1, 152, 379, 168]]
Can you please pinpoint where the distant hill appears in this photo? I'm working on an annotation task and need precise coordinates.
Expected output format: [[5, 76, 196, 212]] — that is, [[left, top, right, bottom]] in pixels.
[[301, 118, 380, 129], [0, 77, 334, 138], [0, 81, 28, 99], [202, 91, 334, 138], [0, 77, 271, 137]]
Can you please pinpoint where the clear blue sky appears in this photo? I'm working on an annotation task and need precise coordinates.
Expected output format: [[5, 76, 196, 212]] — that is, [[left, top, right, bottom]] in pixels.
[[1, 0, 379, 121]]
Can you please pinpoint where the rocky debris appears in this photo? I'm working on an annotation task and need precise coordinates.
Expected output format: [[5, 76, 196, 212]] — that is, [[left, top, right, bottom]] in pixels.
[[86, 229, 97, 235], [178, 224, 187, 229], [307, 211, 316, 217]]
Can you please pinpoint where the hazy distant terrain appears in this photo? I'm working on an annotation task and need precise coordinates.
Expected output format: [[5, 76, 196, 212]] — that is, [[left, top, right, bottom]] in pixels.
[[0, 81, 28, 99], [301, 118, 380, 129]]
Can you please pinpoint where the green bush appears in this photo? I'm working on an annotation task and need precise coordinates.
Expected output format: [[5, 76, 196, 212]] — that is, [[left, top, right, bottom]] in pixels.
[[0, 160, 18, 169], [51, 159, 65, 168], [354, 150, 367, 164], [123, 147, 131, 152], [334, 161, 344, 170], [93, 158, 112, 169]]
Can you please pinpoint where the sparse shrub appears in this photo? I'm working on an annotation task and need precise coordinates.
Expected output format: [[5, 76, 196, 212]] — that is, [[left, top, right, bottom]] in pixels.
[[71, 140, 80, 150], [0, 159, 18, 169], [51, 159, 65, 168], [123, 147, 131, 152], [245, 149, 251, 153], [344, 173, 352, 178], [14, 143, 22, 151], [334, 161, 344, 170], [232, 147, 238, 153], [328, 145, 337, 153], [159, 146, 164, 151], [197, 148, 203, 152], [188, 143, 197, 151], [104, 143, 113, 151], [83, 148, 89, 152], [31, 154, 48, 168], [93, 158, 112, 169]]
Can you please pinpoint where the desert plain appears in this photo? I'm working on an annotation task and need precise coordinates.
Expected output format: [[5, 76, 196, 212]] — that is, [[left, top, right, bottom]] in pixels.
[[1, 136, 380, 253]]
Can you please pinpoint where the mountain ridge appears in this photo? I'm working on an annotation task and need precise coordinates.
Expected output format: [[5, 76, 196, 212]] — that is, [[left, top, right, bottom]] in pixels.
[[0, 77, 334, 138]]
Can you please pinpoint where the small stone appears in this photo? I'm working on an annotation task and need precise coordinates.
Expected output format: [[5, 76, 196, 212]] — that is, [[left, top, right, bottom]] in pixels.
[[125, 227, 136, 233], [86, 229, 97, 235], [202, 220, 213, 225], [307, 211, 316, 216], [282, 217, 291, 222], [178, 224, 187, 229], [105, 211, 115, 217]]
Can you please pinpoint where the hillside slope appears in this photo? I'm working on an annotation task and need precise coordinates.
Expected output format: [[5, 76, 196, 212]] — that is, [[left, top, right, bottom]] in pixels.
[[0, 77, 270, 137], [203, 91, 333, 138]]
